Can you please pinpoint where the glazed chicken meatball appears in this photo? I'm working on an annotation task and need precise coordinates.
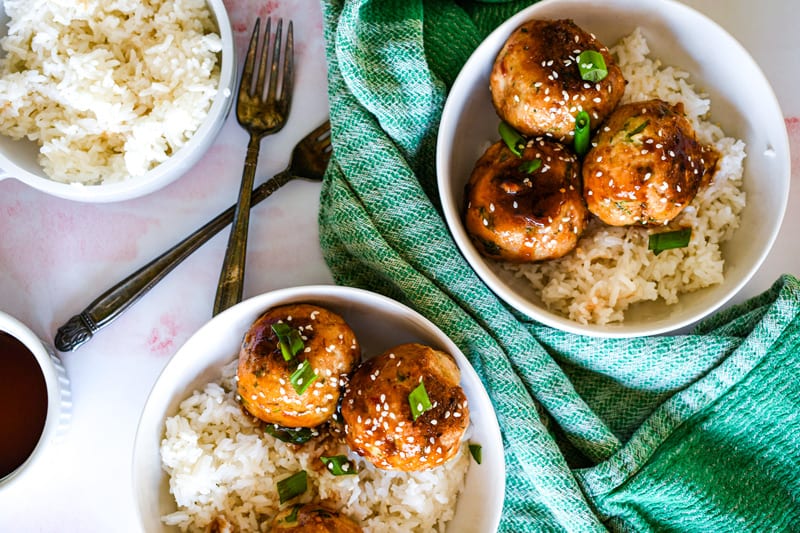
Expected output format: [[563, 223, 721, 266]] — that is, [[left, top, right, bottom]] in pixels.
[[237, 304, 360, 428], [464, 138, 588, 262], [582, 99, 719, 226], [490, 18, 626, 140], [270, 503, 362, 533], [341, 343, 469, 472]]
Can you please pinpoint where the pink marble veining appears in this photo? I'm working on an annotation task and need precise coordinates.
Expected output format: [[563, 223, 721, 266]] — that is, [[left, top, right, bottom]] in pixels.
[[146, 313, 181, 357], [0, 190, 156, 268]]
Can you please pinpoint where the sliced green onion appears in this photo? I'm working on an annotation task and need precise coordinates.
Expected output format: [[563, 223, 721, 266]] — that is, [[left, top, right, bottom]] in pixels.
[[518, 158, 542, 174], [408, 380, 433, 421], [277, 470, 307, 503], [264, 423, 316, 444], [648, 228, 692, 255], [320, 455, 358, 476], [290, 359, 318, 395], [574, 111, 591, 156], [283, 504, 302, 523], [626, 120, 650, 139], [272, 323, 304, 362], [499, 121, 526, 157], [469, 443, 483, 464], [577, 50, 608, 82]]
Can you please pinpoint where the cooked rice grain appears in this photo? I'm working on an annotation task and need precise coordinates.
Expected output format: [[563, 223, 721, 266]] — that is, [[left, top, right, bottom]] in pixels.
[[160, 360, 470, 532], [0, 0, 221, 184], [502, 29, 746, 325]]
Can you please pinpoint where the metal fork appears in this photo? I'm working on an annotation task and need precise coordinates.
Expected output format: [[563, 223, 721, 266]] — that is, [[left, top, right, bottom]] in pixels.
[[214, 17, 294, 316], [53, 121, 332, 352]]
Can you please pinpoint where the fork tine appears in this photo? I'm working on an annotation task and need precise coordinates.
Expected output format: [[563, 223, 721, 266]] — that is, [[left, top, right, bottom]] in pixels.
[[254, 18, 271, 98], [266, 19, 283, 103], [278, 21, 294, 110], [309, 120, 331, 141], [239, 18, 261, 100]]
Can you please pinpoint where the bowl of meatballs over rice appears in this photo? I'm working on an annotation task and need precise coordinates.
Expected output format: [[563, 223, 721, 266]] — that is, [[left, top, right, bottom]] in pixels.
[[133, 285, 504, 533], [437, 0, 790, 337]]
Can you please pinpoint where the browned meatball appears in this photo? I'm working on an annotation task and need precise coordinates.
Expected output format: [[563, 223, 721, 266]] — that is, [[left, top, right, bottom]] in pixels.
[[582, 99, 719, 226], [340, 343, 469, 472], [490, 19, 626, 141], [270, 503, 362, 532], [237, 304, 360, 428], [464, 138, 588, 262]]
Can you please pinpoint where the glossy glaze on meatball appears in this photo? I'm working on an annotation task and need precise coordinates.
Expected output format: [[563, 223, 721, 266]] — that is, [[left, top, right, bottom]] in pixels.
[[490, 18, 626, 141], [237, 304, 361, 428], [341, 343, 469, 472], [582, 99, 719, 226], [464, 138, 588, 262], [270, 503, 362, 533]]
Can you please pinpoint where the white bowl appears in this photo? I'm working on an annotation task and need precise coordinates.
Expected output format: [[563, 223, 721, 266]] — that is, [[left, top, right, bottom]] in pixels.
[[0, 310, 71, 489], [0, 0, 236, 203], [132, 285, 505, 532], [437, 0, 790, 337]]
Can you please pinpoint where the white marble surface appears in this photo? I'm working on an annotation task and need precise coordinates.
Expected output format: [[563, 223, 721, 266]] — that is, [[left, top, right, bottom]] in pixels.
[[0, 0, 796, 531]]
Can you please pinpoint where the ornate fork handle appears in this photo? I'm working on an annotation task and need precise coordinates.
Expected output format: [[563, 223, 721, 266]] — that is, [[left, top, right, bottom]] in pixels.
[[54, 169, 293, 352]]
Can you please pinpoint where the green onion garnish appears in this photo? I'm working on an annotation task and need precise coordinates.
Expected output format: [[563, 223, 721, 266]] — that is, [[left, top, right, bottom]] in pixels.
[[648, 228, 692, 255], [264, 423, 316, 444], [499, 121, 526, 157], [290, 359, 318, 395], [469, 443, 483, 464], [272, 323, 304, 361], [574, 110, 591, 156], [577, 50, 608, 82], [320, 455, 358, 476], [277, 470, 307, 503], [518, 158, 542, 174], [283, 504, 302, 523], [408, 380, 433, 421], [626, 120, 650, 140]]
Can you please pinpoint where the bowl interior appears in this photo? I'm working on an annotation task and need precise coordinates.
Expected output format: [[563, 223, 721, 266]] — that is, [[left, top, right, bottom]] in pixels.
[[133, 285, 505, 532], [0, 0, 235, 202], [437, 0, 790, 337]]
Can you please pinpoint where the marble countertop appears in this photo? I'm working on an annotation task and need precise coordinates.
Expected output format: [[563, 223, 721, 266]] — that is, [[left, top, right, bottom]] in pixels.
[[0, 0, 796, 531]]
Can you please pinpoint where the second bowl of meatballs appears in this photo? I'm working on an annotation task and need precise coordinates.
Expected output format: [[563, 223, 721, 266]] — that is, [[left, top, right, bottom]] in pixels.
[[133, 285, 504, 532], [437, 0, 789, 337]]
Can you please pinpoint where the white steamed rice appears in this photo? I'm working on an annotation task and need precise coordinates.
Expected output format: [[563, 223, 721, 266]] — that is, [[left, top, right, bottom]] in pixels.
[[0, 0, 221, 184], [501, 29, 746, 325], [160, 360, 471, 532]]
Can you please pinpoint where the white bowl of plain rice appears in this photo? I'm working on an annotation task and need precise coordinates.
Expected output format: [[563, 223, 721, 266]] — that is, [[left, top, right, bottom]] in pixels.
[[437, 0, 790, 337], [133, 286, 505, 532], [0, 0, 235, 202]]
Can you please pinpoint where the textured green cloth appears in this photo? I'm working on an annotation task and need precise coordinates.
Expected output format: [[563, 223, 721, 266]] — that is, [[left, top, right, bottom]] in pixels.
[[317, 1, 800, 530]]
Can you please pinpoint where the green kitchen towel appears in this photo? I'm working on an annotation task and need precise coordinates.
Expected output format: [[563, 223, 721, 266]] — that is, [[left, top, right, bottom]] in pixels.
[[317, 1, 800, 531]]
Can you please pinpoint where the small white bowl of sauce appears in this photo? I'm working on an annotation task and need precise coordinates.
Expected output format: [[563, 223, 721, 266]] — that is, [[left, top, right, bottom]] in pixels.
[[0, 311, 71, 487]]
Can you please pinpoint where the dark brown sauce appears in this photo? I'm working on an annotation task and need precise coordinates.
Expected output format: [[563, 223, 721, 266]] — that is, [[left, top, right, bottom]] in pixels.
[[0, 331, 48, 479]]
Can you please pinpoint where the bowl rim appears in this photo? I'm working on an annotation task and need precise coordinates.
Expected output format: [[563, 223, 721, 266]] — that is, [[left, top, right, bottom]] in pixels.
[[0, 310, 69, 489], [436, 0, 791, 338], [0, 0, 236, 203], [132, 284, 506, 532]]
